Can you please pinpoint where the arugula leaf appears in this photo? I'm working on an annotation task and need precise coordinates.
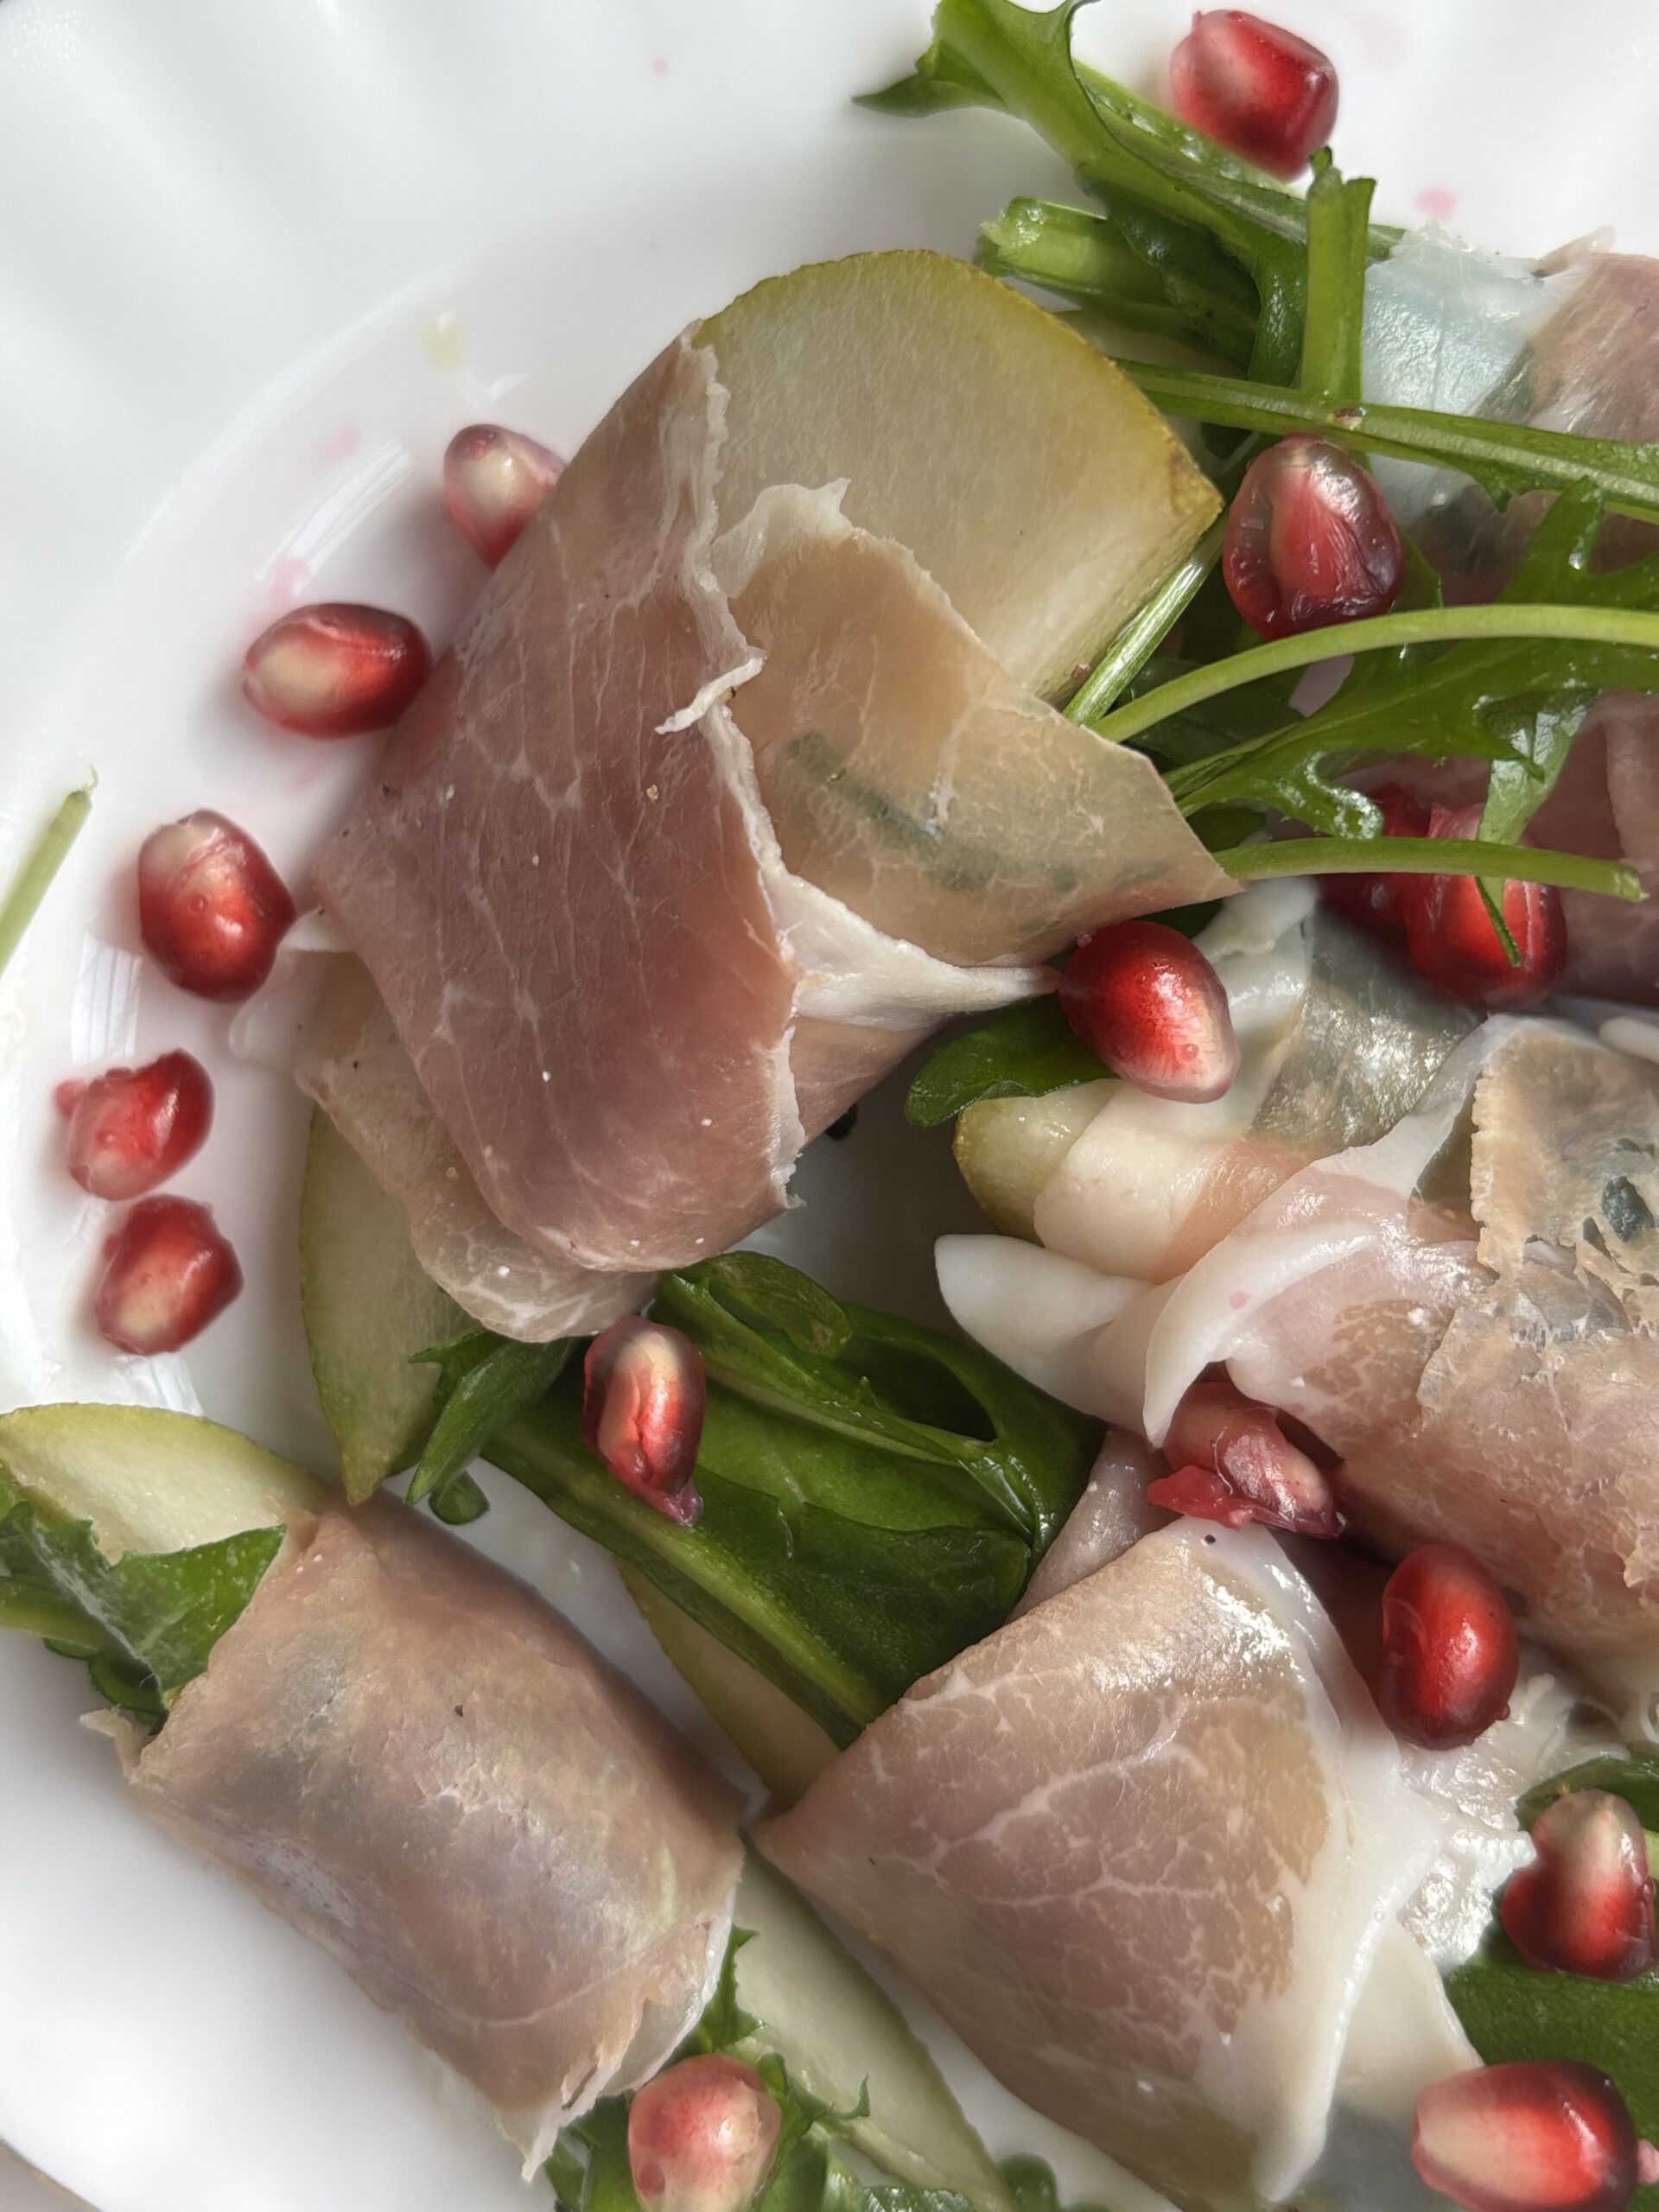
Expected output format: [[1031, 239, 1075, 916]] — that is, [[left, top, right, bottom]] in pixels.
[[0, 1468, 282, 1707], [455, 1257, 1096, 1745], [1518, 1749, 1659, 1834], [1446, 1940, 1659, 2209], [905, 997, 1106, 1126], [407, 1332, 573, 1513]]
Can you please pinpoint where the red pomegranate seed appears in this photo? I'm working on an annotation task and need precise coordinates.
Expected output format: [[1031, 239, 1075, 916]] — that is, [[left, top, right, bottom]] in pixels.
[[1319, 781, 1432, 933], [582, 1316, 706, 1524], [1403, 803, 1567, 1008], [1058, 920, 1240, 1103], [137, 810, 296, 1002], [442, 423, 564, 566], [94, 1196, 243, 1355], [242, 602, 432, 737], [1374, 1542, 1519, 1750], [61, 1051, 213, 1201], [1414, 2063, 1649, 2212], [627, 2055, 780, 2212], [1154, 1372, 1341, 1536], [1501, 1791, 1657, 1984], [1169, 10, 1338, 177], [1224, 435, 1404, 639]]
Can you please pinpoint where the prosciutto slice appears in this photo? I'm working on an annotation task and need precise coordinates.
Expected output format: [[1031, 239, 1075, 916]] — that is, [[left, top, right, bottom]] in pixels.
[[760, 1518, 1447, 2212], [126, 1494, 742, 2169], [315, 255, 1228, 1323]]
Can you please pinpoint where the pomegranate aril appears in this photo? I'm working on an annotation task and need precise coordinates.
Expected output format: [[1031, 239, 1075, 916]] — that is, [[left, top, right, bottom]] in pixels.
[[137, 810, 296, 1002], [1374, 1541, 1519, 1750], [243, 602, 432, 737], [1319, 781, 1432, 933], [1058, 920, 1240, 1103], [1501, 1789, 1657, 1983], [582, 1316, 706, 1524], [1414, 2063, 1648, 2212], [1169, 10, 1338, 177], [627, 2055, 781, 2212], [1224, 435, 1403, 639], [1403, 803, 1567, 1009], [443, 423, 564, 566], [95, 1196, 243, 1355], [1157, 1372, 1341, 1537], [61, 1051, 213, 1201]]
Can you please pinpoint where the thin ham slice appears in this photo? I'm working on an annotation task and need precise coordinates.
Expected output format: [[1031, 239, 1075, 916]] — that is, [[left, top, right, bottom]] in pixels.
[[760, 1519, 1446, 2212], [126, 1494, 742, 2171]]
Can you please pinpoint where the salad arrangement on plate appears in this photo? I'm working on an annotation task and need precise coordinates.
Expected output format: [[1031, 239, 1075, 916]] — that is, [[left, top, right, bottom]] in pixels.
[[10, 9, 1659, 2212]]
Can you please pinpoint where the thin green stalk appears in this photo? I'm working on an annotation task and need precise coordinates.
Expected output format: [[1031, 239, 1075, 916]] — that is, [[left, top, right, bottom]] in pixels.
[[1064, 518, 1226, 725], [1299, 156, 1373, 404], [0, 786, 92, 981], [1217, 836, 1642, 901], [1085, 603, 1659, 752], [1115, 360, 1659, 524], [0, 1581, 111, 1655]]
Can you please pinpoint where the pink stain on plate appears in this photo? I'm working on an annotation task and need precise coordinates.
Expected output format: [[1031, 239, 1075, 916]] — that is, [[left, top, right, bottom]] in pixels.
[[650, 53, 669, 76], [260, 555, 314, 613], [1229, 1291, 1249, 1311], [1415, 184, 1460, 222], [315, 422, 363, 467]]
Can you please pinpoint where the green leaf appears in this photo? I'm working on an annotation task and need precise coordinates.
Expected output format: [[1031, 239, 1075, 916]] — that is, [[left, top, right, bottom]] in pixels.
[[406, 1331, 573, 1510], [996, 2159, 1113, 2212], [1518, 1749, 1659, 1834], [693, 1928, 762, 2056], [906, 996, 1104, 1126], [0, 1468, 282, 1707], [479, 1261, 1096, 1745], [1446, 1942, 1659, 2211]]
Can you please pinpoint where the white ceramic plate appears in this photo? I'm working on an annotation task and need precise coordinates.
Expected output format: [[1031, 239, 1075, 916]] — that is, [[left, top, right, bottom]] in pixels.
[[3, 4, 1659, 2209]]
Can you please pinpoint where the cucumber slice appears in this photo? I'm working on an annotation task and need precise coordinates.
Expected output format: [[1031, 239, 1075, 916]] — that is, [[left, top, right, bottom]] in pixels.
[[300, 1109, 464, 1502], [0, 1403, 321, 1560], [622, 1565, 838, 1803], [701, 250, 1218, 700], [732, 1858, 1015, 2212]]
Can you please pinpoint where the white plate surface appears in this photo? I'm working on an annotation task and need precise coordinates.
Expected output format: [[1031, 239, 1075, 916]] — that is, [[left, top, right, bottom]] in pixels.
[[3, 3, 1658, 2209]]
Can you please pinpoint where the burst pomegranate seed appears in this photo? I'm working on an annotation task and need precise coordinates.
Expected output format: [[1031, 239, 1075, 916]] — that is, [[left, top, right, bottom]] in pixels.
[[1374, 1541, 1519, 1750], [94, 1196, 243, 1355], [1153, 1373, 1341, 1536], [1403, 803, 1567, 1008], [1414, 2063, 1651, 2212], [1501, 1790, 1657, 1983], [1319, 781, 1432, 933], [627, 2055, 781, 2212], [137, 810, 296, 1001], [1224, 435, 1404, 639], [1168, 10, 1338, 177], [242, 602, 432, 737], [442, 423, 564, 566], [582, 1316, 706, 1524], [1058, 920, 1240, 1103], [60, 1051, 213, 1201]]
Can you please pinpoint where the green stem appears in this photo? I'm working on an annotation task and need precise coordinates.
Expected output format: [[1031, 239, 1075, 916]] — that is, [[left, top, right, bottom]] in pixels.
[[0, 786, 92, 982], [1116, 360, 1659, 523], [1299, 156, 1373, 405], [1065, 518, 1226, 724], [0, 1581, 111, 1656], [1217, 836, 1643, 901], [1086, 603, 1659, 753]]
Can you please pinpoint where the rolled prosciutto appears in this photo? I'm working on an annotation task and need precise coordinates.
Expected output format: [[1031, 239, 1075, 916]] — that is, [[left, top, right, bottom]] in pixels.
[[123, 1494, 742, 2169], [308, 251, 1229, 1337]]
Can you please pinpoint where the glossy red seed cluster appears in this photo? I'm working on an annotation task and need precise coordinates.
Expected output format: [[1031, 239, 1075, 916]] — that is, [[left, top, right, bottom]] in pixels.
[[1058, 920, 1241, 1103], [243, 602, 432, 738], [582, 1316, 707, 1524], [137, 810, 296, 1002], [1373, 1541, 1519, 1750], [627, 2056, 781, 2212], [1413, 2062, 1649, 2212], [443, 423, 564, 566], [60, 1051, 213, 1201], [94, 1197, 243, 1357], [1169, 11, 1338, 178], [1224, 435, 1404, 639], [1501, 1791, 1657, 1984], [1152, 1374, 1340, 1537]]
